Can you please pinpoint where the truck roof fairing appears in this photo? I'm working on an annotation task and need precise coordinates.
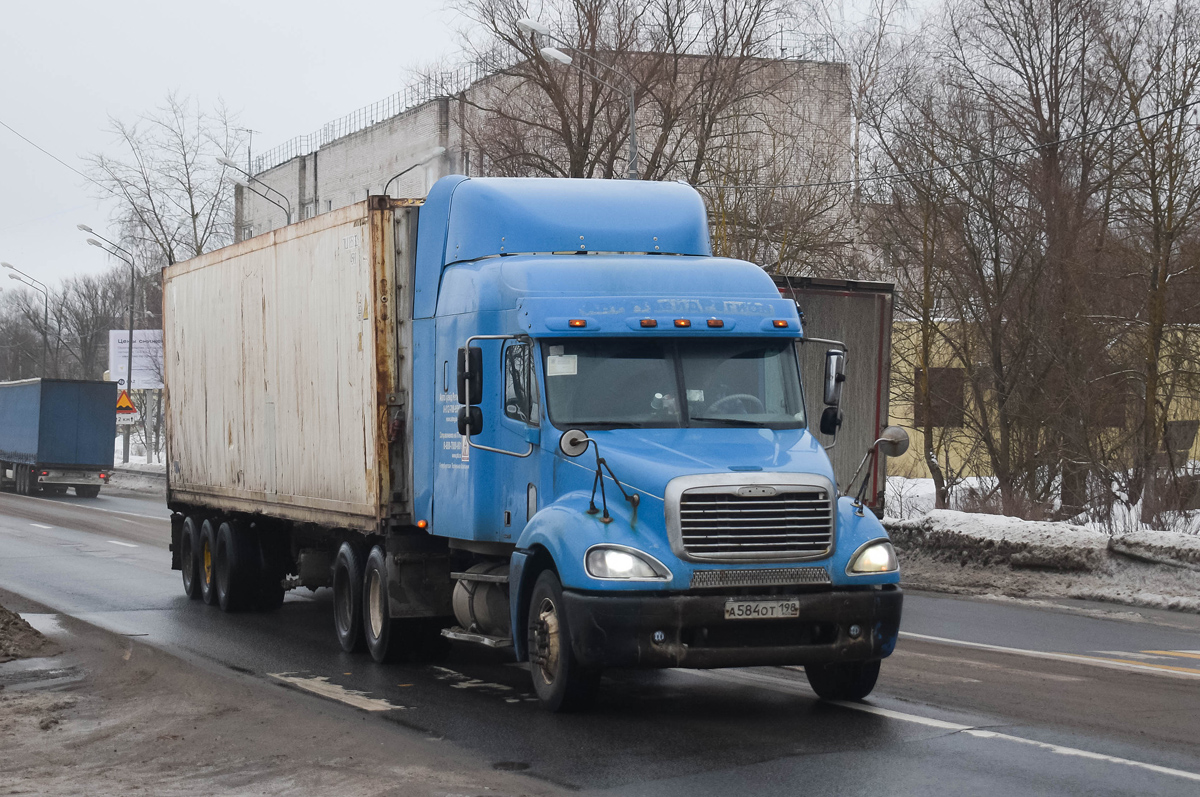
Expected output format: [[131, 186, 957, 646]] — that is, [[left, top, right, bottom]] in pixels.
[[415, 176, 712, 318]]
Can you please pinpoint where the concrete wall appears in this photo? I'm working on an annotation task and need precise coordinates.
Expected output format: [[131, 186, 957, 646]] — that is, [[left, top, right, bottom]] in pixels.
[[237, 59, 850, 242], [238, 99, 463, 240]]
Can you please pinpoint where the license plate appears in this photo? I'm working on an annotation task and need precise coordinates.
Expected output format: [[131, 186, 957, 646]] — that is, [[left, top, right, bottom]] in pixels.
[[724, 599, 800, 620]]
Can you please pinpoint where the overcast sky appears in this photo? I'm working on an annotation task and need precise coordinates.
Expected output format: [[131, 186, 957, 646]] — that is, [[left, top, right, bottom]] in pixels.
[[0, 0, 463, 289]]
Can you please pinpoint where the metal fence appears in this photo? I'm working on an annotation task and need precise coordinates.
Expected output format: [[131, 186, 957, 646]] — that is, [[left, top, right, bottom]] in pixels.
[[251, 64, 489, 174], [251, 31, 836, 175]]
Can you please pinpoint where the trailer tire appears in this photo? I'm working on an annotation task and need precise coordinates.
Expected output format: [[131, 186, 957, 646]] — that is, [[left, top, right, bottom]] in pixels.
[[333, 542, 365, 653], [804, 659, 880, 701], [75, 486, 101, 498], [180, 516, 202, 599], [199, 519, 219, 606], [363, 546, 400, 663], [527, 570, 601, 712], [15, 467, 29, 496], [215, 521, 258, 612]]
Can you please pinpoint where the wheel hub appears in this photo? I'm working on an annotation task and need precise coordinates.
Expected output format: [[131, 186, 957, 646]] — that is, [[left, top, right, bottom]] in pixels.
[[533, 597, 561, 684]]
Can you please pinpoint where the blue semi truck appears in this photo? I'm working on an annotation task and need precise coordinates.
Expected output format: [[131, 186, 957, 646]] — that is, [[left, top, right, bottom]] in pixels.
[[163, 177, 905, 710], [0, 378, 117, 497]]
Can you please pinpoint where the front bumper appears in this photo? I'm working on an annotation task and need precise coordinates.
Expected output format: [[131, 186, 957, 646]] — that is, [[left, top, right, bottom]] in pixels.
[[561, 586, 902, 669]]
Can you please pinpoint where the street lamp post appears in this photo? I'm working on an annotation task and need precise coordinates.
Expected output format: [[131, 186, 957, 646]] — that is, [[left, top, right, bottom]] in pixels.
[[1, 263, 50, 377], [78, 226, 138, 465], [517, 18, 640, 179], [383, 147, 448, 197], [216, 157, 293, 225]]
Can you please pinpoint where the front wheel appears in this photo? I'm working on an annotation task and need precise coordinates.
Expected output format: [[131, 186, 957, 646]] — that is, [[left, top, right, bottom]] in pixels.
[[805, 660, 881, 701], [527, 571, 601, 712]]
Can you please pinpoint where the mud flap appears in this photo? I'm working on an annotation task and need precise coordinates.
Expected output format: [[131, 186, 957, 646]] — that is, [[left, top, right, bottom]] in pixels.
[[508, 549, 531, 661]]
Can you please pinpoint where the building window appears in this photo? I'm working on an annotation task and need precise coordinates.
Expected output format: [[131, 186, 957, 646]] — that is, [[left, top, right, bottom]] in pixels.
[[914, 367, 964, 428]]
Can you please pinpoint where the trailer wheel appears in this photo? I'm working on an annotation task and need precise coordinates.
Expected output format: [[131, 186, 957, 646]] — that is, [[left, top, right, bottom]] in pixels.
[[362, 546, 400, 663], [527, 570, 601, 712], [215, 521, 258, 612], [804, 659, 881, 701], [199, 519, 219, 606], [75, 486, 101, 498], [180, 516, 202, 599], [333, 542, 365, 652], [15, 467, 29, 496]]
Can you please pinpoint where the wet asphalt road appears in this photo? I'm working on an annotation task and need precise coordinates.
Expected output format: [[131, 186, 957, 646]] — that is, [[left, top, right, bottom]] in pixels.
[[2, 488, 1199, 795]]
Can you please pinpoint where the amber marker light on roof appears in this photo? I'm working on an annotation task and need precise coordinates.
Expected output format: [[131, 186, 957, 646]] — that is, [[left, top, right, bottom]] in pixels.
[[707, 319, 724, 328], [568, 319, 587, 328], [675, 319, 692, 328], [773, 319, 789, 328], [640, 319, 657, 328]]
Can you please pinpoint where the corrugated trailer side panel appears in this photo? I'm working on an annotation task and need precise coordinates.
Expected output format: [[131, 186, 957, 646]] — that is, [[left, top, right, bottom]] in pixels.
[[164, 202, 389, 530], [38, 381, 118, 467], [0, 379, 42, 464]]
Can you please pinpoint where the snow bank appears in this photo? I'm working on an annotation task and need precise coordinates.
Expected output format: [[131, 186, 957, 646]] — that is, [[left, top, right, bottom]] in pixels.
[[886, 510, 1108, 572], [884, 509, 1200, 613]]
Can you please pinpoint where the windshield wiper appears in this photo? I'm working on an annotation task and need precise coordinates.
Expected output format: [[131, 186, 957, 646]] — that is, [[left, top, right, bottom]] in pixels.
[[689, 416, 764, 427]]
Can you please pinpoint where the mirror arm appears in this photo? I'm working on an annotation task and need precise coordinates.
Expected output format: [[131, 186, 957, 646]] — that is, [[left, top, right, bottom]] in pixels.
[[798, 336, 847, 353], [467, 439, 534, 458], [460, 333, 536, 458]]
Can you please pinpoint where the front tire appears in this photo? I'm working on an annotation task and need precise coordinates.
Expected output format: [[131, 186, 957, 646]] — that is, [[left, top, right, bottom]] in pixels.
[[527, 570, 601, 712], [805, 660, 881, 701], [180, 515, 202, 599], [333, 542, 365, 653]]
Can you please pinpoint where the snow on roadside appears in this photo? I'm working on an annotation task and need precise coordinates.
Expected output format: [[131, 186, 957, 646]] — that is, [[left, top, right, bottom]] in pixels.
[[884, 509, 1200, 614]]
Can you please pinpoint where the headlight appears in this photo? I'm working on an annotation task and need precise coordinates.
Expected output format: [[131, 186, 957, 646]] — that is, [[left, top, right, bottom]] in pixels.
[[848, 541, 898, 574], [585, 546, 670, 580]]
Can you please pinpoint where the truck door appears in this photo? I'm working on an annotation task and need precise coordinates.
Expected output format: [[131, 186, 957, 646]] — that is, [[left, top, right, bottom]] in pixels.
[[496, 339, 542, 542], [431, 329, 541, 543]]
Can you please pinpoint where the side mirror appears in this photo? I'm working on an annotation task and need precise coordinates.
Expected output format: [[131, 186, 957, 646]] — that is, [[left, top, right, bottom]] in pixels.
[[457, 346, 482, 405], [877, 425, 910, 458], [823, 349, 845, 406], [558, 429, 591, 458], [819, 407, 843, 436], [457, 406, 482, 436]]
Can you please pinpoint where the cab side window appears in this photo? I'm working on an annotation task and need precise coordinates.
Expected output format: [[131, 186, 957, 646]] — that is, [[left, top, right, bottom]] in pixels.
[[505, 343, 540, 425]]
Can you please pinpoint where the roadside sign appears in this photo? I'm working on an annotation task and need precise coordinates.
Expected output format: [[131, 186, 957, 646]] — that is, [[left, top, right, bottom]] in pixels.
[[116, 390, 141, 426]]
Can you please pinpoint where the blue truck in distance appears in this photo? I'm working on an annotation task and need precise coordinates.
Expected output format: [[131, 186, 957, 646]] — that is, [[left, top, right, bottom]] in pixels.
[[0, 378, 117, 497], [163, 176, 905, 711]]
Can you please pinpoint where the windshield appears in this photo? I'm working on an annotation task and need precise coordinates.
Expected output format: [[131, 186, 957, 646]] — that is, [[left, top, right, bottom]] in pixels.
[[541, 338, 805, 429]]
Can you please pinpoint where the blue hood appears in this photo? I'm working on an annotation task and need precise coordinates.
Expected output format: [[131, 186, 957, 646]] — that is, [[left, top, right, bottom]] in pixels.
[[572, 426, 836, 499]]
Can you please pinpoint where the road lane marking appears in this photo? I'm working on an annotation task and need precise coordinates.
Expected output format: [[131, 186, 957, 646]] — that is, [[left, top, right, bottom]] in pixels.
[[900, 632, 1200, 680], [1144, 650, 1200, 661], [106, 540, 138, 548], [29, 523, 53, 529], [1069, 655, 1200, 676], [269, 673, 404, 711], [692, 669, 1200, 784]]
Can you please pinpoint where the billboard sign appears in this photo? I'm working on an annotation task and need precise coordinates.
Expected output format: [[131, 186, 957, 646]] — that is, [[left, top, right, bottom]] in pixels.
[[108, 329, 164, 390]]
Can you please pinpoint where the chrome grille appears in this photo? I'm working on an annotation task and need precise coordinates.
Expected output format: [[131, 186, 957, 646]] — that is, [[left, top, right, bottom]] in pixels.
[[679, 489, 833, 560], [690, 567, 831, 589]]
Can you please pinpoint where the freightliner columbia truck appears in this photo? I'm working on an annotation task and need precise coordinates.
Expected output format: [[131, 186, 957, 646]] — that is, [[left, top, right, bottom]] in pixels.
[[163, 176, 906, 711]]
